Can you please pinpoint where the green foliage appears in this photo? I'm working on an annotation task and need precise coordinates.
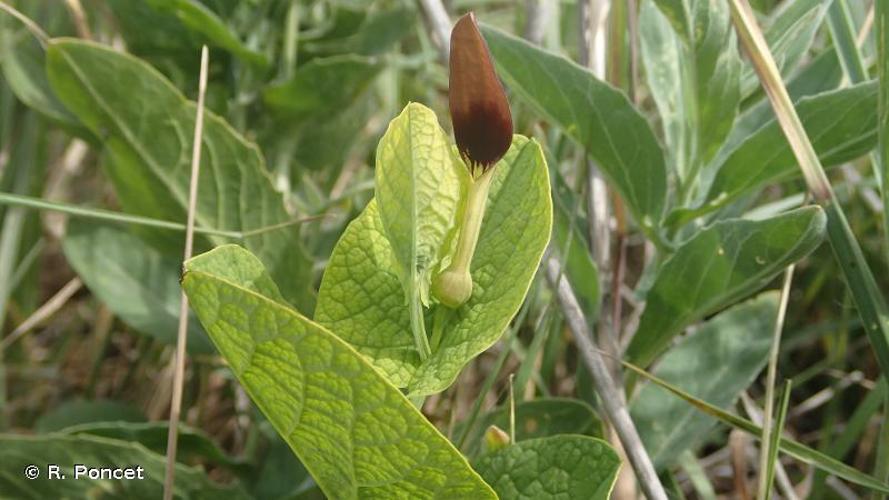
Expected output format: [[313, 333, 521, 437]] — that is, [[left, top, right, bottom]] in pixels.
[[263, 56, 382, 120], [34, 399, 145, 433], [480, 24, 667, 238], [45, 39, 315, 311], [145, 0, 267, 67], [739, 0, 832, 96], [374, 102, 464, 308], [632, 293, 778, 468], [702, 81, 878, 213], [474, 435, 621, 500], [0, 20, 83, 133], [182, 244, 496, 499], [63, 421, 251, 472], [641, 0, 741, 182], [5, 1, 889, 498], [62, 220, 213, 353], [627, 206, 826, 367], [316, 119, 552, 395]]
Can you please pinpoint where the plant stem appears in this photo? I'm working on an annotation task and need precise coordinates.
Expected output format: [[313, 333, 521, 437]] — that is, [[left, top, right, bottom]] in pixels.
[[452, 170, 493, 274], [433, 169, 494, 308], [546, 257, 668, 500]]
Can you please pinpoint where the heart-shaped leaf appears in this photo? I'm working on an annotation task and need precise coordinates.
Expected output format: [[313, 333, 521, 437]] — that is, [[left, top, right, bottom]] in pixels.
[[315, 124, 552, 396], [473, 435, 620, 500], [182, 245, 496, 499]]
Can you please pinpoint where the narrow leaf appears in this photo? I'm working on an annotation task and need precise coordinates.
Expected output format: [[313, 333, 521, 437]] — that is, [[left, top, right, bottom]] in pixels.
[[263, 55, 382, 121], [701, 81, 878, 213], [644, 0, 742, 181], [145, 0, 267, 67], [480, 24, 667, 236]]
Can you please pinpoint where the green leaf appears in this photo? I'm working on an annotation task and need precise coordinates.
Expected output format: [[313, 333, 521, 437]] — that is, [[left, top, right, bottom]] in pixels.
[[701, 81, 877, 213], [457, 398, 604, 458], [46, 39, 314, 311], [642, 0, 742, 180], [649, 0, 691, 39], [263, 55, 382, 121], [315, 136, 552, 395], [35, 398, 145, 433], [0, 434, 248, 499], [313, 200, 415, 384], [740, 0, 832, 97], [712, 49, 843, 171], [0, 16, 84, 134], [631, 293, 778, 468], [106, 0, 199, 58], [550, 168, 600, 317], [145, 0, 267, 67], [62, 220, 214, 353], [182, 245, 496, 499], [290, 92, 375, 172], [373, 102, 465, 305], [473, 435, 620, 500], [639, 0, 689, 176], [480, 24, 667, 235], [626, 206, 826, 367]]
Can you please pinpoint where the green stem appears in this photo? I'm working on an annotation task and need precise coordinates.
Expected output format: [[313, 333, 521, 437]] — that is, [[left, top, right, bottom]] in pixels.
[[432, 169, 494, 307], [409, 287, 431, 361], [452, 169, 494, 272]]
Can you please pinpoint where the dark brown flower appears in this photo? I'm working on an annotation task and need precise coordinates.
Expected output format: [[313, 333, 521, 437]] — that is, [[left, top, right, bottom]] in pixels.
[[449, 12, 513, 176]]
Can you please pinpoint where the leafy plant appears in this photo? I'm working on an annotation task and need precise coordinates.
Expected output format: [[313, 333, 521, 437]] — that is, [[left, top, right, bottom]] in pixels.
[[5, 0, 889, 498]]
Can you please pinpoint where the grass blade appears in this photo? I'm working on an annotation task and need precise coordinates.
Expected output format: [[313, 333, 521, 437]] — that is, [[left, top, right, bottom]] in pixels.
[[763, 379, 792, 498], [756, 267, 793, 500]]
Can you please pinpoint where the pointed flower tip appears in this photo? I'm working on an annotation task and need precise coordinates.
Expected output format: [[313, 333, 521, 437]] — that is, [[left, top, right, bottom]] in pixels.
[[449, 12, 513, 175]]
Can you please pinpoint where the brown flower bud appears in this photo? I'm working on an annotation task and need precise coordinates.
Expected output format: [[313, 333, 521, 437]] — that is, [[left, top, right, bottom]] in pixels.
[[449, 12, 513, 176]]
